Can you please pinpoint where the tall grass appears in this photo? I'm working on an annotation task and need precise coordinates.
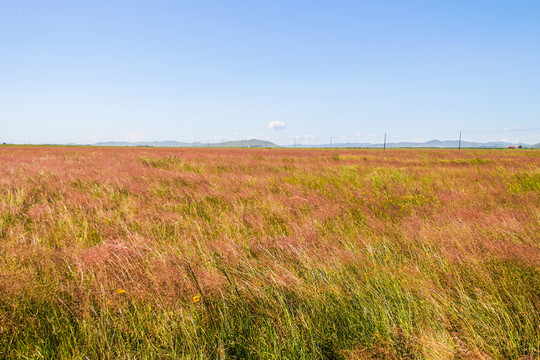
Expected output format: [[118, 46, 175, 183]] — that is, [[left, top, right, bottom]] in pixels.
[[0, 147, 538, 359]]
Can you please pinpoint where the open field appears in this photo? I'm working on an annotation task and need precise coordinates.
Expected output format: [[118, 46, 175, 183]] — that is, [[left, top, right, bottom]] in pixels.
[[0, 146, 538, 359]]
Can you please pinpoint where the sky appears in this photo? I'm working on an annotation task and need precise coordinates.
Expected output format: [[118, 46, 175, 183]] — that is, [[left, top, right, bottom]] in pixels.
[[1, 1, 539, 145]]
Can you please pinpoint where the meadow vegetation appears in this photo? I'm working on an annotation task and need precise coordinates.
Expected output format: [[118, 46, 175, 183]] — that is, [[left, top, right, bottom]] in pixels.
[[0, 146, 538, 359]]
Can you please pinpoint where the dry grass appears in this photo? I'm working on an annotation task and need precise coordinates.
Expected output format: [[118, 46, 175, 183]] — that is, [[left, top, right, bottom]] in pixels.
[[0, 146, 538, 359]]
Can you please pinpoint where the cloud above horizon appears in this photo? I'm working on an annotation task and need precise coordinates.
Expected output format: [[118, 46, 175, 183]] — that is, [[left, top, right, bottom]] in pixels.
[[267, 121, 287, 130], [125, 131, 145, 142]]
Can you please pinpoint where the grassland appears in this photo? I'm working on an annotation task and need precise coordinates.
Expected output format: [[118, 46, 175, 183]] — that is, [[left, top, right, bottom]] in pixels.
[[0, 146, 538, 359]]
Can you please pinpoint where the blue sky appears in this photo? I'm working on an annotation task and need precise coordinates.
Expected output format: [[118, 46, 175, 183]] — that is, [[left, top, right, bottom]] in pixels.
[[1, 1, 539, 145]]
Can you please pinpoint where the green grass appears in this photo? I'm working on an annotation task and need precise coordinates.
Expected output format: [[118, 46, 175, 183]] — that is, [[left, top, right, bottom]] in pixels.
[[0, 147, 538, 359]]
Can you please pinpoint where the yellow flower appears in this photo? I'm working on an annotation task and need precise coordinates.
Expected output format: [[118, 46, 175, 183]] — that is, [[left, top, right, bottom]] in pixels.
[[192, 294, 201, 303], [116, 288, 126, 295]]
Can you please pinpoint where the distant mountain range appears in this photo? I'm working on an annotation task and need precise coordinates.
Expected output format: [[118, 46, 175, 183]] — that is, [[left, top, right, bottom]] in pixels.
[[93, 139, 279, 148], [289, 139, 535, 149], [92, 139, 537, 149]]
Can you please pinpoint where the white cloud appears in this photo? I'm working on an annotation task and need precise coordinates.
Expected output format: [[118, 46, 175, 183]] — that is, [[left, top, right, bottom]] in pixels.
[[267, 121, 287, 130], [354, 132, 362, 137], [393, 134, 400, 138], [367, 133, 376, 137], [85, 135, 101, 143], [293, 135, 315, 143], [125, 131, 145, 142], [500, 137, 520, 143]]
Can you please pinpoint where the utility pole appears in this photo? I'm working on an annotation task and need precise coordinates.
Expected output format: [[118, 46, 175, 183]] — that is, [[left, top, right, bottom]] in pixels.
[[458, 131, 462, 150], [383, 133, 387, 150]]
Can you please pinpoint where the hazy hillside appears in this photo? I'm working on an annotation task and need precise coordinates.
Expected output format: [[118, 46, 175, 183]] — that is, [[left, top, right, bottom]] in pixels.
[[290, 140, 533, 149], [89, 139, 537, 149], [94, 139, 279, 148]]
